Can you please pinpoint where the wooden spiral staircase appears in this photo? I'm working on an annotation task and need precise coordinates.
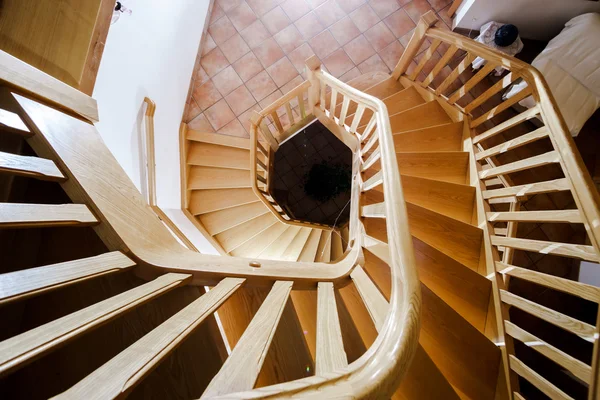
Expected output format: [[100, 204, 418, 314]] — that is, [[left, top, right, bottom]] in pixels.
[[2, 11, 600, 400]]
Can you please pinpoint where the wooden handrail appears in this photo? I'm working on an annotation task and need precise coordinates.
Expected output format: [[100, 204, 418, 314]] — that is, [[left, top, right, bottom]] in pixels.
[[397, 12, 600, 399]]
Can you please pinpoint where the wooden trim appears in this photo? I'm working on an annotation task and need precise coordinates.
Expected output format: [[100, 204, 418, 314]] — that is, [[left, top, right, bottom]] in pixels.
[[0, 203, 97, 228], [143, 97, 157, 206]]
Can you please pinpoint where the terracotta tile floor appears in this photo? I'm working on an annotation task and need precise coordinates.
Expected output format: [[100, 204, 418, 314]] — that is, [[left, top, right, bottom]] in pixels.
[[183, 0, 454, 137]]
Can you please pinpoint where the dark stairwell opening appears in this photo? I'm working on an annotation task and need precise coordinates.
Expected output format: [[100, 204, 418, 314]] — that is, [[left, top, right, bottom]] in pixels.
[[270, 120, 352, 227]]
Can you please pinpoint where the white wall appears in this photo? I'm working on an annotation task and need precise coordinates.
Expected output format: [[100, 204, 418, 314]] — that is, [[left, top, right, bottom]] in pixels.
[[455, 0, 600, 40], [93, 0, 218, 253]]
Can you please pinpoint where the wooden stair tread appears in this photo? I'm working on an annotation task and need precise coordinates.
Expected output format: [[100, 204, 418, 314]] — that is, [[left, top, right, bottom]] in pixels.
[[187, 141, 250, 170], [280, 227, 312, 261], [0, 273, 190, 376], [199, 201, 267, 235], [188, 166, 250, 189], [297, 229, 323, 262], [259, 225, 302, 260], [189, 188, 258, 215], [186, 130, 251, 150], [389, 101, 452, 133], [216, 212, 278, 253], [0, 252, 135, 305], [0, 150, 65, 181], [315, 230, 332, 262], [364, 77, 405, 100], [0, 203, 98, 228], [202, 281, 293, 397], [393, 122, 463, 153], [394, 152, 469, 185], [55, 278, 245, 399], [229, 221, 286, 258], [382, 86, 426, 115], [316, 282, 348, 375]]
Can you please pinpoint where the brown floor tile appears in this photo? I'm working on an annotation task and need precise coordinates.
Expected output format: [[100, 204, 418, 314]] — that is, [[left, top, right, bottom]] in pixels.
[[232, 52, 264, 82], [247, 0, 279, 17], [240, 20, 271, 48], [329, 17, 361, 46], [227, 1, 258, 31], [201, 34, 217, 56], [210, 3, 226, 25], [323, 48, 354, 77], [193, 80, 223, 110], [217, 0, 243, 12], [252, 37, 285, 67], [274, 24, 305, 53], [306, 0, 328, 9], [358, 54, 390, 74], [183, 99, 202, 123], [337, 0, 367, 14], [339, 66, 362, 82], [343, 35, 376, 65], [208, 16, 237, 45], [238, 104, 262, 133], [246, 70, 279, 101], [364, 21, 395, 51], [218, 118, 250, 138], [205, 99, 237, 130], [309, 30, 340, 59], [428, 0, 452, 11], [379, 39, 404, 69], [188, 112, 216, 132], [288, 43, 316, 73], [315, 0, 346, 27], [220, 34, 251, 63], [281, 0, 311, 21], [295, 11, 325, 40], [259, 89, 285, 108], [368, 0, 400, 19], [201, 47, 230, 77], [384, 8, 416, 38], [262, 6, 292, 35], [194, 65, 210, 85], [281, 75, 305, 94], [226, 85, 258, 115], [212, 66, 244, 95], [349, 4, 380, 33], [404, 0, 433, 23], [267, 57, 299, 86]]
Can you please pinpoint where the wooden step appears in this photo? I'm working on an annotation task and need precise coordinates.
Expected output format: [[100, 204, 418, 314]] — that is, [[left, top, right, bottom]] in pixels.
[[229, 221, 285, 258], [383, 86, 426, 115], [280, 227, 312, 261], [420, 284, 501, 400], [483, 178, 570, 200], [0, 252, 135, 305], [259, 225, 302, 260], [491, 235, 599, 263], [188, 166, 250, 190], [400, 175, 475, 224], [393, 122, 463, 153], [316, 282, 347, 375], [216, 212, 277, 253], [365, 77, 405, 99], [330, 232, 344, 260], [479, 151, 560, 179], [189, 188, 258, 215], [0, 150, 65, 181], [54, 277, 245, 399], [187, 141, 250, 170], [297, 229, 322, 262], [0, 203, 98, 228], [394, 152, 469, 185], [350, 266, 389, 331], [186, 130, 251, 150], [341, 225, 349, 249], [202, 281, 293, 397], [389, 101, 452, 133], [315, 230, 332, 262], [0, 273, 190, 376], [199, 201, 267, 235]]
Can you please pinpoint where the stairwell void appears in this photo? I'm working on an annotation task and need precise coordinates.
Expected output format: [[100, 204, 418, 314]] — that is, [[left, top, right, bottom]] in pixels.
[[270, 120, 352, 227]]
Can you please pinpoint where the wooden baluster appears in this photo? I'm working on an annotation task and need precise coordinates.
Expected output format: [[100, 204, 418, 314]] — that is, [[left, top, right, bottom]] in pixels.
[[350, 266, 389, 331], [316, 282, 348, 375], [409, 39, 442, 81], [329, 88, 338, 119], [338, 96, 350, 127], [361, 115, 377, 143], [476, 126, 548, 160], [509, 355, 573, 400], [285, 102, 295, 125], [436, 53, 476, 96], [421, 44, 459, 87], [482, 178, 570, 200], [491, 236, 599, 263], [361, 202, 386, 218], [251, 111, 279, 151], [464, 72, 519, 112], [471, 88, 533, 128], [349, 104, 366, 134], [392, 11, 439, 80], [447, 63, 496, 105], [271, 111, 284, 133], [297, 93, 306, 118], [306, 55, 322, 112], [362, 170, 383, 191]]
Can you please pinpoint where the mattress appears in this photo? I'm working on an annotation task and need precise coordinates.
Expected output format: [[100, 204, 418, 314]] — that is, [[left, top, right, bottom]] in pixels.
[[504, 13, 600, 136]]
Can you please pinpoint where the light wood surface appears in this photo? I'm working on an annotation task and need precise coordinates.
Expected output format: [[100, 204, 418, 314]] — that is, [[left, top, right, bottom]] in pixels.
[[482, 178, 570, 200], [189, 188, 257, 215], [200, 201, 267, 235], [0, 150, 65, 181], [55, 278, 245, 399], [187, 142, 250, 170], [0, 202, 97, 228], [509, 355, 573, 400], [316, 282, 348, 375], [393, 122, 463, 152], [202, 281, 293, 397], [351, 266, 389, 331], [491, 235, 599, 263], [0, 273, 190, 377], [0, 251, 135, 305]]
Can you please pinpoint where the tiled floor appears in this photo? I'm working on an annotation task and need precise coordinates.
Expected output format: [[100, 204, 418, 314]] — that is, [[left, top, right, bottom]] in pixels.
[[182, 0, 455, 137], [271, 120, 351, 226]]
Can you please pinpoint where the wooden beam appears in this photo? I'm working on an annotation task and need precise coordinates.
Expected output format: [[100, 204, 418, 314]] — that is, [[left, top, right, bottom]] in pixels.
[[487, 210, 581, 224], [483, 178, 570, 200], [350, 266, 389, 331], [316, 282, 348, 375], [491, 236, 599, 263], [479, 151, 560, 179], [0, 251, 135, 305], [0, 203, 97, 228], [475, 127, 548, 161]]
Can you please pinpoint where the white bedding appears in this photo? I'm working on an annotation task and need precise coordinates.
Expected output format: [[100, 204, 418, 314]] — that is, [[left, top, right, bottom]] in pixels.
[[505, 13, 600, 136]]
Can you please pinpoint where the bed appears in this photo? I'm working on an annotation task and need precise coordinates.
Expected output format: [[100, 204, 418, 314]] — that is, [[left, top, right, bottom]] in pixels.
[[504, 13, 600, 136]]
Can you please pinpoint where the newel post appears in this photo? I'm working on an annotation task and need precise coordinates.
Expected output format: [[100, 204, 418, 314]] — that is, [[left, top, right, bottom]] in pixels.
[[251, 111, 279, 151], [305, 55, 322, 113], [391, 10, 438, 80]]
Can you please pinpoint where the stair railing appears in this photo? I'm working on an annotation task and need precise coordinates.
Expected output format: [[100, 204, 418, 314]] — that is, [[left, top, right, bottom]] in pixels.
[[396, 11, 600, 399], [1, 49, 420, 399]]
